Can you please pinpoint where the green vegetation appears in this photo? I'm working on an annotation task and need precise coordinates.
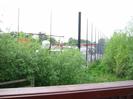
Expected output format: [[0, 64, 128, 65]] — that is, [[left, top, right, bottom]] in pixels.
[[1, 24, 133, 88], [0, 34, 40, 85], [0, 34, 87, 87], [102, 32, 133, 79], [85, 61, 125, 83], [67, 37, 91, 46]]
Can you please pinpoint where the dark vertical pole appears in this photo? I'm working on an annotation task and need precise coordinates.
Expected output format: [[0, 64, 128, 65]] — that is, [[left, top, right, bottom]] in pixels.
[[86, 19, 88, 64], [78, 12, 81, 50], [90, 24, 93, 62], [18, 8, 20, 36]]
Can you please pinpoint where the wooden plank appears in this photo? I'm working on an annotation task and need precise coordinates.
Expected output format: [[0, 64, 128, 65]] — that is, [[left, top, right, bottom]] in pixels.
[[0, 79, 27, 86], [0, 80, 133, 99]]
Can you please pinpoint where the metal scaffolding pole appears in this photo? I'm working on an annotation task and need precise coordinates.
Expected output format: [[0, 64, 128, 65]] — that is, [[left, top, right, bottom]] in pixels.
[[90, 24, 93, 62], [17, 8, 20, 36], [78, 12, 81, 50], [94, 28, 97, 61], [86, 19, 88, 64], [98, 31, 100, 59], [49, 11, 52, 50]]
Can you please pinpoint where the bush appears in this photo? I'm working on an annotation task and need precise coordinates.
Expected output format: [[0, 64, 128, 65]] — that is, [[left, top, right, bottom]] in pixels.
[[1, 33, 129, 88], [0, 34, 87, 87], [33, 49, 87, 86], [85, 60, 124, 83], [102, 32, 133, 79], [0, 34, 40, 85], [49, 49, 86, 85]]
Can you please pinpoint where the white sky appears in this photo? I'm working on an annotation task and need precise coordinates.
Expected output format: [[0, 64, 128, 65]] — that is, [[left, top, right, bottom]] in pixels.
[[0, 0, 133, 41]]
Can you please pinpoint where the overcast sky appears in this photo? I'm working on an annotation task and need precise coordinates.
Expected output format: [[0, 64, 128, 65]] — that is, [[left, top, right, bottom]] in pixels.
[[0, 0, 133, 41]]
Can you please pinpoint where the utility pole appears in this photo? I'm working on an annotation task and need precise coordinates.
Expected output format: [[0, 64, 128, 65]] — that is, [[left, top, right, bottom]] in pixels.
[[78, 12, 81, 50], [17, 8, 20, 36], [86, 19, 88, 64]]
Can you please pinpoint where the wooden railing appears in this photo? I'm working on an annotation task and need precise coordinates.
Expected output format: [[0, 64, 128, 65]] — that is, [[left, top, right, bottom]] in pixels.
[[0, 80, 133, 99], [0, 79, 34, 88], [0, 79, 27, 86]]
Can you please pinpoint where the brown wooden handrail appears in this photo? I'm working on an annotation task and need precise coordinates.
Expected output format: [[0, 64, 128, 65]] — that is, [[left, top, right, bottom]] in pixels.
[[0, 80, 133, 99]]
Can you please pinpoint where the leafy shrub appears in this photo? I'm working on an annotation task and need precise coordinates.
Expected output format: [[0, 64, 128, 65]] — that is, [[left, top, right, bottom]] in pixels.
[[102, 33, 133, 79], [49, 49, 86, 85], [1, 33, 129, 88], [85, 60, 124, 83], [32, 49, 87, 86], [0, 34, 87, 87], [0, 34, 40, 84]]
